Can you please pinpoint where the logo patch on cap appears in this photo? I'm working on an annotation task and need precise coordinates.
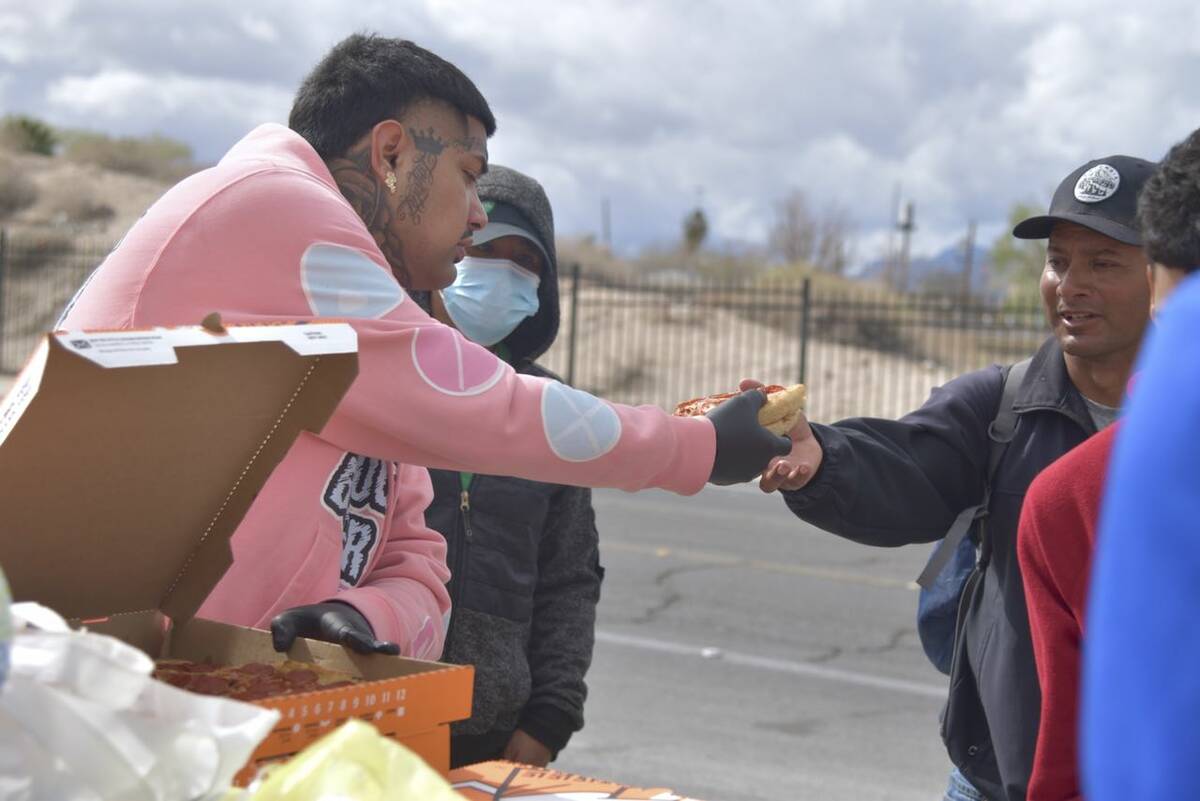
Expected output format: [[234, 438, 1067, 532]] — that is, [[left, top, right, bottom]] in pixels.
[[1075, 164, 1121, 203]]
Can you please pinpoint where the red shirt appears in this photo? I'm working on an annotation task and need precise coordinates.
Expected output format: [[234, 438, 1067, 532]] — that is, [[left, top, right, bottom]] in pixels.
[[1017, 424, 1118, 801]]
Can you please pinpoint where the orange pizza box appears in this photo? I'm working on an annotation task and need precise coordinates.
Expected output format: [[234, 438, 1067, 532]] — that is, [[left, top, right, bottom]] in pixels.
[[0, 322, 473, 778], [449, 761, 707, 800]]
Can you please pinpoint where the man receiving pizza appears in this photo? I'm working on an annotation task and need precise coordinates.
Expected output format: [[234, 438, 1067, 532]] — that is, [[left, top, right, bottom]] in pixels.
[[56, 35, 790, 661], [758, 157, 1155, 801]]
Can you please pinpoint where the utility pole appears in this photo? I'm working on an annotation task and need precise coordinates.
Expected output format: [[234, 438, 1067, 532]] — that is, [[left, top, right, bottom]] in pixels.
[[961, 220, 977, 301], [601, 197, 612, 252], [896, 200, 915, 293]]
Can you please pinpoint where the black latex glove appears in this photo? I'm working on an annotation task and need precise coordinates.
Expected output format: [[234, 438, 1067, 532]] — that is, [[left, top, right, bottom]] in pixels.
[[706, 389, 793, 485], [270, 601, 401, 655]]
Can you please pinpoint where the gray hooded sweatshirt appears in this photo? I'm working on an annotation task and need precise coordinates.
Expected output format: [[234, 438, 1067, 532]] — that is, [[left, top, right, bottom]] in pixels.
[[422, 165, 602, 764]]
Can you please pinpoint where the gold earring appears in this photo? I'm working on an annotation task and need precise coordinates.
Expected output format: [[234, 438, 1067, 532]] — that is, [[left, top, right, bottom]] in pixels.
[[385, 172, 398, 194]]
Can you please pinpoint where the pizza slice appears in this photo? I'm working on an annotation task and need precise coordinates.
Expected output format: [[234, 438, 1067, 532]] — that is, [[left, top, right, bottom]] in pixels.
[[673, 383, 807, 435], [152, 658, 358, 700]]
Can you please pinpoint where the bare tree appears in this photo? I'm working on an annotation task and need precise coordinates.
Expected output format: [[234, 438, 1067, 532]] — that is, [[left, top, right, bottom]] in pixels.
[[814, 205, 853, 276], [769, 189, 853, 274], [769, 191, 817, 264]]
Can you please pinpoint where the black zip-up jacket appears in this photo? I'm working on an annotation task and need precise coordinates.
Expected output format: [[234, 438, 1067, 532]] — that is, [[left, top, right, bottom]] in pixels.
[[783, 337, 1095, 801], [426, 359, 603, 759]]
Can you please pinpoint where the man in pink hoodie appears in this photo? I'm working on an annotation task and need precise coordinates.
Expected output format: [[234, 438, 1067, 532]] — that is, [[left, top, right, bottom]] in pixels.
[[56, 35, 789, 660]]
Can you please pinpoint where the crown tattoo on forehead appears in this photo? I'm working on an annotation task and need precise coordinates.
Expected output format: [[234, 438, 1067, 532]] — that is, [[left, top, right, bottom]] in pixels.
[[409, 127, 447, 156]]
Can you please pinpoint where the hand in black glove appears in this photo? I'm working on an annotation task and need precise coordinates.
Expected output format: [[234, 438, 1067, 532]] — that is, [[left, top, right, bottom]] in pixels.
[[706, 389, 793, 485], [270, 601, 401, 655]]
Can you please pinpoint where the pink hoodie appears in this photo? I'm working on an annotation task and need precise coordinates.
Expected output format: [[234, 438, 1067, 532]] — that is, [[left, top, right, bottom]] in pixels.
[[58, 124, 715, 659]]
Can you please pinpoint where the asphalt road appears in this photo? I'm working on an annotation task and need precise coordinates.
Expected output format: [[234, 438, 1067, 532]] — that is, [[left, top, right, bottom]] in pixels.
[[552, 484, 953, 801]]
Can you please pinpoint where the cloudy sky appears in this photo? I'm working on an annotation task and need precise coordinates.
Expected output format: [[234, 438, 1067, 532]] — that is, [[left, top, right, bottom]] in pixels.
[[2, 0, 1198, 263]]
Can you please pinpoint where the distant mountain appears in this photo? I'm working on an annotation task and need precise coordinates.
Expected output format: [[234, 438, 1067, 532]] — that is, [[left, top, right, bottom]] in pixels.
[[852, 243, 995, 296]]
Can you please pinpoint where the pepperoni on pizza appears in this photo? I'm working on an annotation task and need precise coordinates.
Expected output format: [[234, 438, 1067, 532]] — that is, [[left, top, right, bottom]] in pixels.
[[152, 658, 357, 701], [674, 383, 807, 435]]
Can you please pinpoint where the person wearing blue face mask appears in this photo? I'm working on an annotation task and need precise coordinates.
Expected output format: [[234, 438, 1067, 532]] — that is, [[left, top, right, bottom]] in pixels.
[[422, 165, 604, 768], [430, 168, 552, 352], [437, 240, 542, 347]]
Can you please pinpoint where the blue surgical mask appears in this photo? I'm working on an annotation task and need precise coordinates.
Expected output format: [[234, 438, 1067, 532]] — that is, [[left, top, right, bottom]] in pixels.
[[439, 257, 541, 346]]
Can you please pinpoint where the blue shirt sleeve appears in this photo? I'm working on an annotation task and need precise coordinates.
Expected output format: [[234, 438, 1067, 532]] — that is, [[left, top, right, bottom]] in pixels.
[[1083, 272, 1200, 800]]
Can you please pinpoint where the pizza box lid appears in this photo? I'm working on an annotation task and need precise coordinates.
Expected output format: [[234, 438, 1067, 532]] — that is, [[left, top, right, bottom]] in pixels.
[[0, 322, 358, 624]]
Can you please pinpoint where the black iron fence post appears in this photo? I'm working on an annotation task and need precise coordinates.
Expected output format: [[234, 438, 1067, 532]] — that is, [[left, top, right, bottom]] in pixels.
[[798, 276, 811, 383], [566, 261, 580, 387]]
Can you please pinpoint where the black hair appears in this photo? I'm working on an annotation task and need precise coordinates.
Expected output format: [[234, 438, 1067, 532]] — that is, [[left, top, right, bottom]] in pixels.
[[1138, 128, 1200, 274], [289, 33, 496, 160]]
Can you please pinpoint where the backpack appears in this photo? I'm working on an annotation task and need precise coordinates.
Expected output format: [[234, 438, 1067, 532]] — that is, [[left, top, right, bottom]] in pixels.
[[915, 358, 1031, 675]]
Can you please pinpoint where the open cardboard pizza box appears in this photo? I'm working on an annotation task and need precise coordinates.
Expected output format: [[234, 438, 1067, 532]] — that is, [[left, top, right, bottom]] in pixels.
[[0, 323, 473, 779]]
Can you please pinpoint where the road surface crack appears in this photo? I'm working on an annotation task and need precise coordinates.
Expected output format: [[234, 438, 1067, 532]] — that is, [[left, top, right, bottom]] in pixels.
[[803, 645, 845, 664], [628, 562, 731, 624], [853, 627, 912, 656]]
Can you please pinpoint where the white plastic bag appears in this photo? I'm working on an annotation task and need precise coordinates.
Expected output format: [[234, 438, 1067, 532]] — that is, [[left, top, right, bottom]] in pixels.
[[0, 603, 279, 801]]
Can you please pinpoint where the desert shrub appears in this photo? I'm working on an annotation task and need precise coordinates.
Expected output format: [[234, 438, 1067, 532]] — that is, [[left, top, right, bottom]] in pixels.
[[852, 317, 911, 355], [61, 131, 196, 181], [7, 231, 74, 272], [0, 160, 38, 217], [41, 182, 115, 224], [0, 115, 57, 156]]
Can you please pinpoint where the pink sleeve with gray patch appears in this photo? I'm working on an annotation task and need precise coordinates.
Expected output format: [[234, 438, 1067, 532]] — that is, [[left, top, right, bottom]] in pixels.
[[320, 313, 715, 495]]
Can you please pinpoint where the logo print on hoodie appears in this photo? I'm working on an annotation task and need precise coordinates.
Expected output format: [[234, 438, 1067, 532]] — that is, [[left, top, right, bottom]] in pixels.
[[323, 454, 389, 586]]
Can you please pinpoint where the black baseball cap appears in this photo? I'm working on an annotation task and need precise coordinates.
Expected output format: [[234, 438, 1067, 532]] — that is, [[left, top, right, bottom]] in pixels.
[[1013, 155, 1156, 246], [473, 200, 552, 269]]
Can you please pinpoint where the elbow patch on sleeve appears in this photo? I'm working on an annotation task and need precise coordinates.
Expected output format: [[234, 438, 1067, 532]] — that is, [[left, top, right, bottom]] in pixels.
[[300, 242, 406, 318], [411, 325, 506, 396], [541, 381, 622, 462]]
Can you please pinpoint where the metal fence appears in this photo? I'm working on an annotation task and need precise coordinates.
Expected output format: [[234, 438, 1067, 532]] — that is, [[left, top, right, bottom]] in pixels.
[[537, 266, 1048, 422], [0, 233, 1049, 422], [0, 232, 106, 372]]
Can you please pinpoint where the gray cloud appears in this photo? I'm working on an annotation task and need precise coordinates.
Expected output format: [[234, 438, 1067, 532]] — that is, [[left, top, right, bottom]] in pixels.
[[2, 0, 1198, 259]]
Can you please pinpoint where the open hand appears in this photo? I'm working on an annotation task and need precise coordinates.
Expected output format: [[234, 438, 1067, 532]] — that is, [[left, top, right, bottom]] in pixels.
[[737, 379, 823, 493]]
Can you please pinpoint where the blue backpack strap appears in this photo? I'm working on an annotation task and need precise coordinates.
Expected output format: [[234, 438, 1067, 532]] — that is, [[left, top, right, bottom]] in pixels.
[[915, 358, 1031, 589]]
